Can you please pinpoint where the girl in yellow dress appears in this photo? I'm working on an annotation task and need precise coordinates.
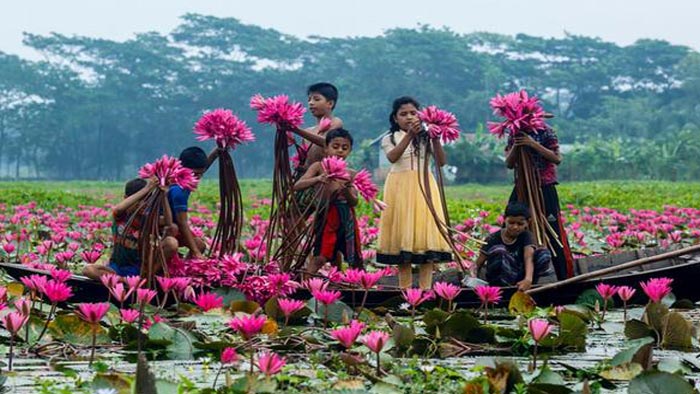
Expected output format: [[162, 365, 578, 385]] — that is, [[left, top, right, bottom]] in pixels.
[[377, 97, 452, 289]]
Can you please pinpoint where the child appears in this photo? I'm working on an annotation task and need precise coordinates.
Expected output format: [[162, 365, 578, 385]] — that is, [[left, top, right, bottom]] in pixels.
[[376, 96, 452, 290], [167, 146, 218, 260], [291, 82, 344, 170], [293, 128, 362, 275], [504, 120, 574, 280], [83, 178, 178, 280], [475, 202, 555, 291]]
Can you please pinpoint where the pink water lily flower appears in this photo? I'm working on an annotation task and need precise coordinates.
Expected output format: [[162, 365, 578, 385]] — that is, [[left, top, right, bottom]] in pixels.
[[136, 288, 157, 305], [640, 277, 673, 303], [318, 117, 333, 133], [313, 289, 342, 306], [418, 105, 461, 143], [352, 169, 379, 202], [277, 298, 305, 325], [2, 311, 28, 335], [331, 320, 366, 349], [80, 250, 101, 264], [119, 309, 140, 324], [75, 302, 111, 324], [193, 291, 224, 312], [221, 347, 239, 364], [194, 108, 255, 149], [303, 277, 328, 293], [401, 288, 434, 308], [321, 156, 350, 181], [250, 94, 306, 129], [41, 279, 73, 303], [138, 155, 199, 191], [256, 351, 286, 377], [487, 90, 548, 138], [361, 330, 391, 375], [433, 282, 461, 311], [528, 318, 553, 370], [617, 286, 636, 302], [475, 285, 501, 324], [228, 314, 267, 340]]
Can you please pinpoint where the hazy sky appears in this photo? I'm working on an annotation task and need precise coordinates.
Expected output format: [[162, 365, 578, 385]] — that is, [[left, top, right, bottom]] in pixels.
[[2, 0, 698, 59]]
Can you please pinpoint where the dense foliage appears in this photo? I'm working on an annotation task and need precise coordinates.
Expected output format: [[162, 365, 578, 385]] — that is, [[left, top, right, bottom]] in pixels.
[[1, 15, 699, 180]]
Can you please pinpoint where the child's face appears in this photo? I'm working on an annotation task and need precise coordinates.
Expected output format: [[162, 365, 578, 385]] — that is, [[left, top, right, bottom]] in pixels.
[[325, 137, 352, 159], [504, 215, 528, 237], [308, 92, 334, 117], [393, 103, 419, 131]]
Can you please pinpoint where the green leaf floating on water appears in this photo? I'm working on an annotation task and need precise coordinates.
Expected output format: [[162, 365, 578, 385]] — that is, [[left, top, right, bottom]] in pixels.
[[642, 302, 669, 335], [556, 310, 587, 351], [611, 336, 654, 368], [624, 319, 656, 340], [307, 299, 353, 323], [526, 383, 574, 394], [48, 313, 110, 346], [627, 370, 696, 394], [147, 322, 197, 360], [508, 291, 536, 315], [661, 311, 693, 350]]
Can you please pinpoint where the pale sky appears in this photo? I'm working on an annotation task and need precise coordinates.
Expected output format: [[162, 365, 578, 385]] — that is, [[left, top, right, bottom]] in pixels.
[[1, 0, 699, 60]]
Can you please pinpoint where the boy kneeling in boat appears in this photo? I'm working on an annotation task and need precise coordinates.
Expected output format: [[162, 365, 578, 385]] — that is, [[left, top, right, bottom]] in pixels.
[[83, 178, 179, 280], [475, 202, 555, 291]]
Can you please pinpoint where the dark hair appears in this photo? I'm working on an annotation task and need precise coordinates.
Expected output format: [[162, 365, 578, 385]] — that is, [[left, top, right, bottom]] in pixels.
[[325, 128, 354, 147], [179, 146, 208, 170], [388, 96, 423, 148], [307, 82, 339, 109], [124, 178, 147, 197], [505, 202, 531, 219]]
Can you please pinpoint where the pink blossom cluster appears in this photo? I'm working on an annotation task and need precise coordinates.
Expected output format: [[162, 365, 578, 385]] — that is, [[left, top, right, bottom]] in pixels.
[[320, 157, 350, 181], [417, 105, 461, 143], [487, 90, 548, 138], [250, 94, 306, 129], [194, 108, 255, 149], [138, 155, 199, 191]]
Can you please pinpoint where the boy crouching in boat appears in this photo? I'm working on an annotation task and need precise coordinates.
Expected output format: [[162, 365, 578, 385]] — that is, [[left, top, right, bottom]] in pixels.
[[82, 178, 179, 280], [475, 202, 555, 291]]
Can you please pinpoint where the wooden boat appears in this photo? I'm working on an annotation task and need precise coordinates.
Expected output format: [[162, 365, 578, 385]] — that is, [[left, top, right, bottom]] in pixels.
[[2, 245, 699, 308], [294, 245, 700, 308]]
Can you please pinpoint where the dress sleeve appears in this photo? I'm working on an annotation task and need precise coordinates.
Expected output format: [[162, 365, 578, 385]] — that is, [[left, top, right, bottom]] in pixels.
[[521, 231, 536, 249], [380, 133, 394, 157]]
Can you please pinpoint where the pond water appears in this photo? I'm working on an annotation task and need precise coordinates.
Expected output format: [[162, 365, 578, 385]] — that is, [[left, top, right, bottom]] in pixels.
[[3, 306, 699, 393]]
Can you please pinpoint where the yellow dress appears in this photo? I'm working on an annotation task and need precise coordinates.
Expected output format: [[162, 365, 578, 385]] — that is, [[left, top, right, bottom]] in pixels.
[[376, 131, 452, 264]]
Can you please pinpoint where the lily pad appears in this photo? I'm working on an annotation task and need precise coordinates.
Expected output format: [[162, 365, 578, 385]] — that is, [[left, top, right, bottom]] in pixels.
[[557, 311, 587, 351], [611, 337, 654, 368], [643, 302, 669, 335], [48, 313, 110, 345], [392, 323, 415, 350], [661, 311, 693, 350], [627, 370, 696, 394], [625, 319, 656, 340], [527, 383, 574, 394], [147, 322, 196, 359], [230, 300, 261, 315], [307, 299, 353, 324], [91, 372, 133, 394], [599, 363, 644, 381], [212, 287, 246, 305], [509, 291, 536, 315], [423, 308, 449, 336]]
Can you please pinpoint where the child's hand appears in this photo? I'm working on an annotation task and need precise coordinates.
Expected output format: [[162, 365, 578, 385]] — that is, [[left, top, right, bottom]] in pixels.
[[316, 174, 329, 184], [513, 134, 538, 148], [407, 119, 422, 136], [516, 277, 533, 291]]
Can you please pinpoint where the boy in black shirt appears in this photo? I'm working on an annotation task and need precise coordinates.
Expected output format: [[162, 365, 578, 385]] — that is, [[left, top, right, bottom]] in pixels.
[[475, 202, 554, 290]]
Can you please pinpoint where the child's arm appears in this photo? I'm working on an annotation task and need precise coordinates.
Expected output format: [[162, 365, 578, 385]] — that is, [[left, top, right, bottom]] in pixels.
[[340, 171, 359, 207], [292, 127, 326, 147], [385, 122, 420, 163], [516, 246, 535, 291], [161, 186, 173, 227], [206, 147, 221, 170], [293, 163, 326, 191], [513, 134, 562, 164], [475, 251, 488, 271], [112, 179, 156, 216], [177, 211, 204, 259]]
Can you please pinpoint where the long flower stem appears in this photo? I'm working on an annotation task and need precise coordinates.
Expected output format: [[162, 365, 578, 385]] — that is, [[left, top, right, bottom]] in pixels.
[[89, 324, 97, 367], [623, 301, 628, 322], [250, 352, 254, 374], [532, 342, 539, 370], [376, 352, 381, 376], [8, 336, 14, 371], [212, 365, 224, 389], [35, 303, 56, 344]]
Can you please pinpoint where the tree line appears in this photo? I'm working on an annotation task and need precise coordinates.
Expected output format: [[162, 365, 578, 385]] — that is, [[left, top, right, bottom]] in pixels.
[[0, 14, 699, 181]]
